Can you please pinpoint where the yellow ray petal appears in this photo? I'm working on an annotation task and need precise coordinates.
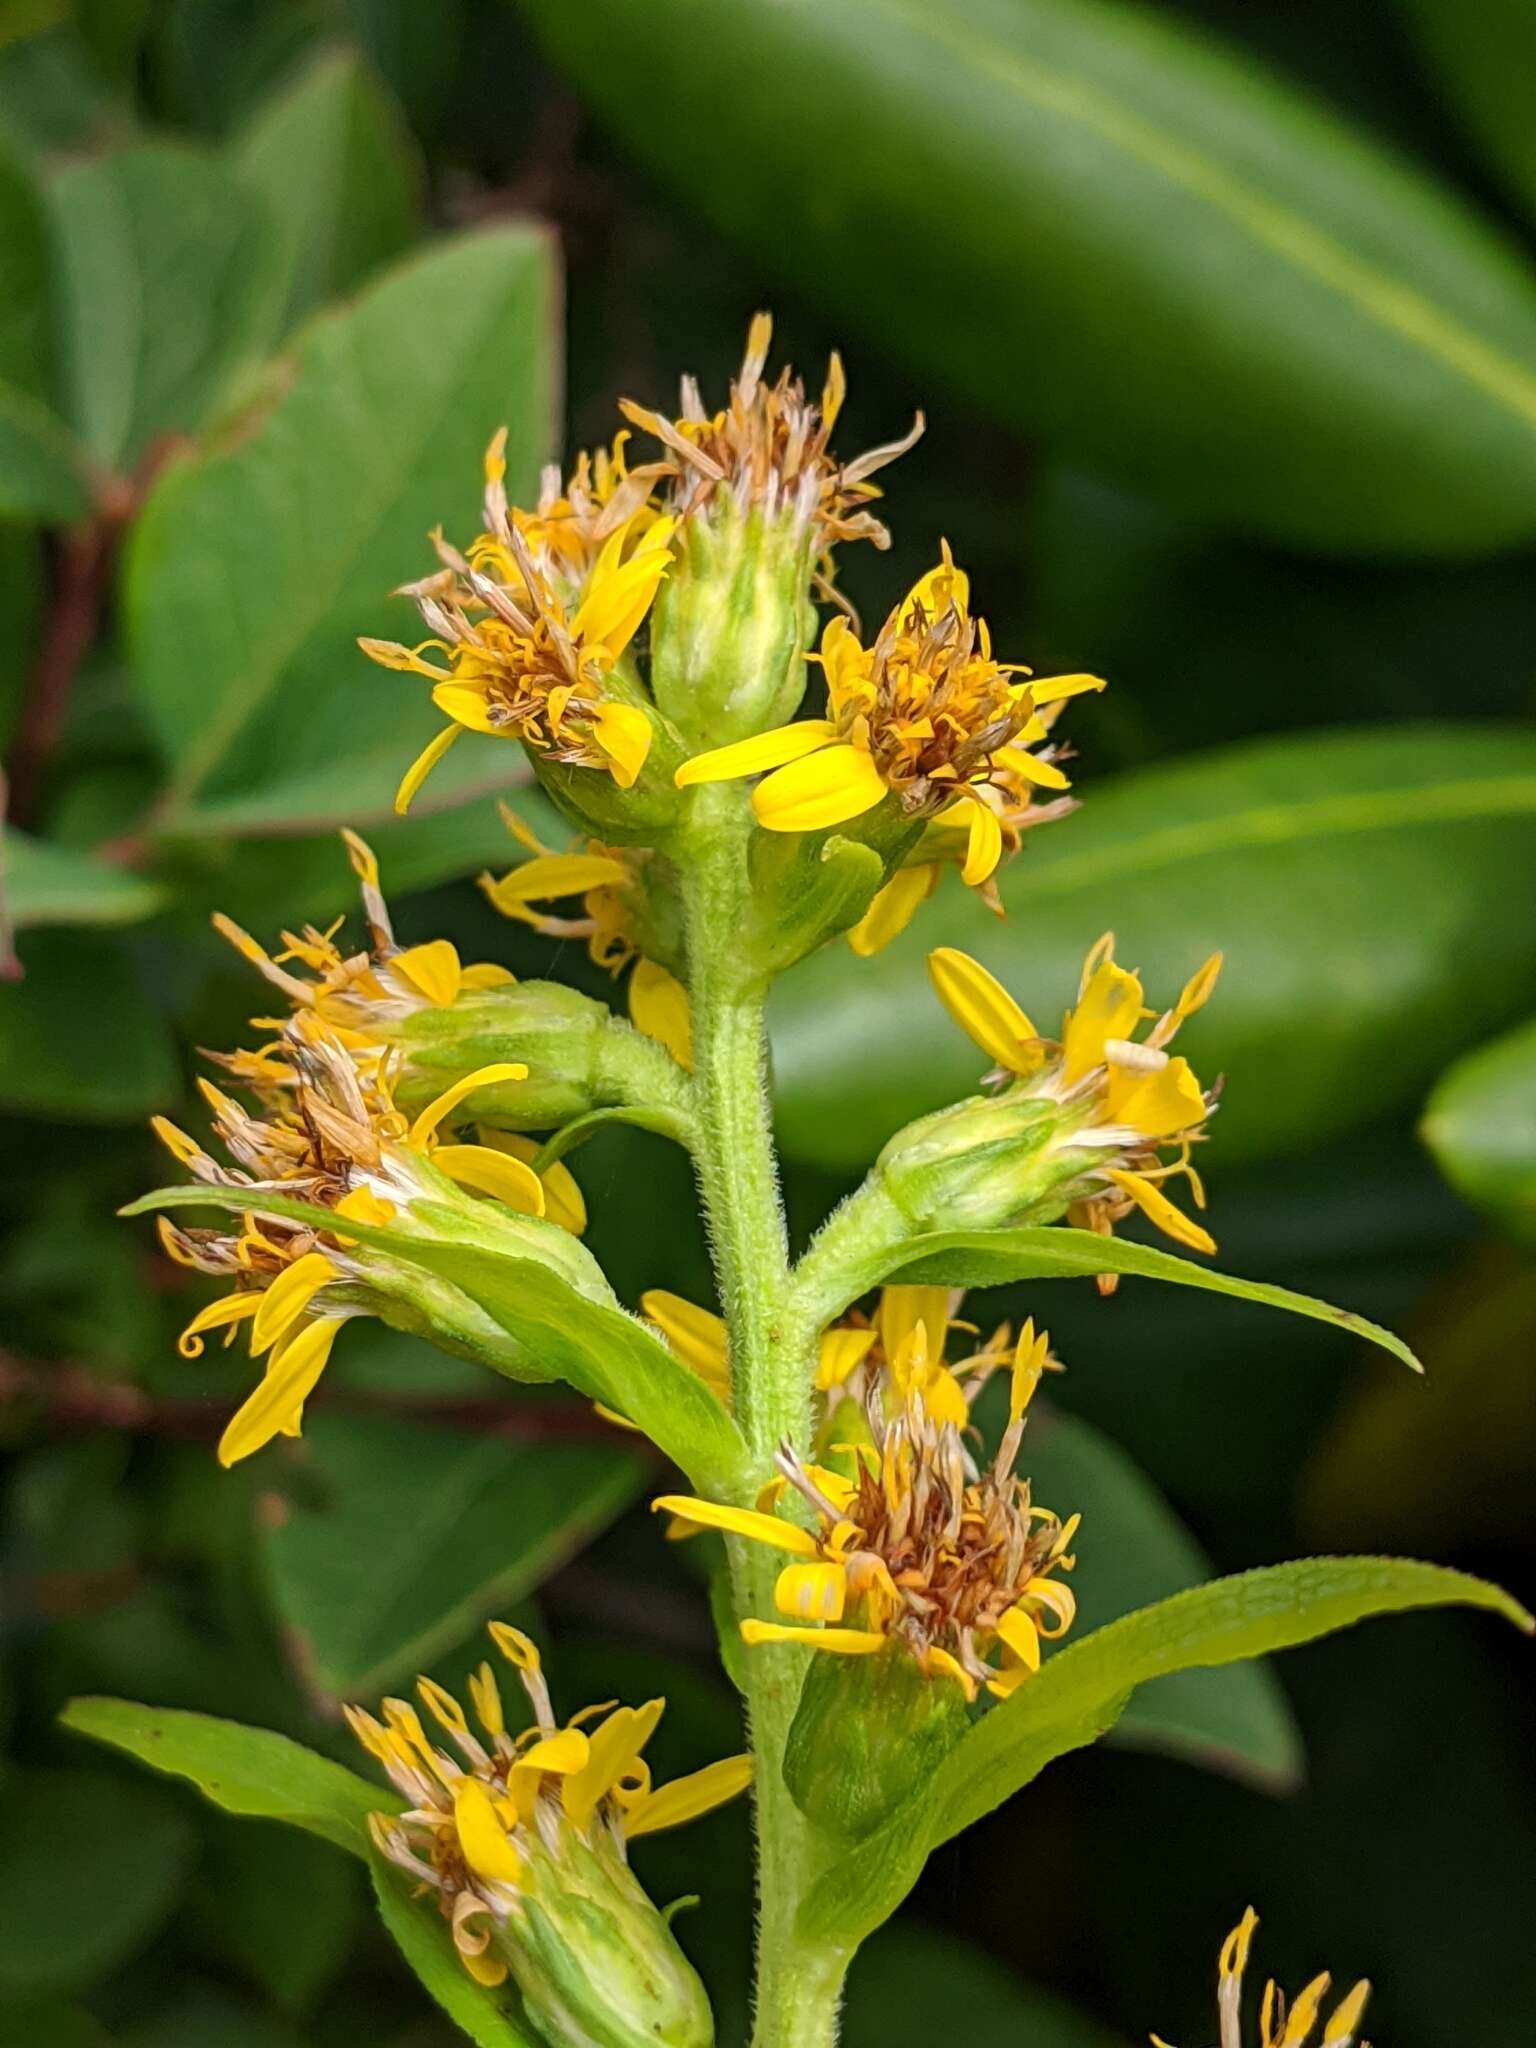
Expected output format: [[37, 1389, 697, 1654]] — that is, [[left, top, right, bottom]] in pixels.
[[773, 1561, 848, 1622], [996, 1604, 1041, 1672], [816, 1325, 878, 1389], [1110, 1055, 1207, 1140], [960, 799, 1003, 886], [628, 957, 692, 1068], [408, 1062, 528, 1148], [562, 1699, 664, 1829], [589, 701, 653, 787], [1028, 672, 1106, 706], [926, 947, 1040, 1073], [430, 683, 500, 735], [250, 1251, 339, 1355], [640, 1291, 728, 1384], [1103, 1169, 1216, 1255], [479, 1130, 587, 1234], [739, 1620, 886, 1654], [1322, 1981, 1371, 2047], [877, 1287, 950, 1380], [452, 1777, 524, 1887], [674, 720, 837, 790], [752, 742, 887, 833], [433, 1143, 546, 1215], [650, 1495, 820, 1556], [513, 1727, 590, 1777], [390, 939, 462, 1008], [483, 853, 630, 907], [1062, 958, 1144, 1083], [623, 1755, 753, 1838], [393, 723, 460, 814], [177, 1291, 261, 1358], [217, 1316, 343, 1467], [846, 864, 939, 958], [996, 749, 1070, 792]]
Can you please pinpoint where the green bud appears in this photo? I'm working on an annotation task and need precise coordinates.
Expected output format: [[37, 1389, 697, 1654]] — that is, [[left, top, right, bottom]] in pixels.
[[387, 982, 690, 1134], [873, 1086, 1104, 1234], [495, 1829, 713, 2048], [782, 1644, 971, 1840], [648, 495, 815, 748]]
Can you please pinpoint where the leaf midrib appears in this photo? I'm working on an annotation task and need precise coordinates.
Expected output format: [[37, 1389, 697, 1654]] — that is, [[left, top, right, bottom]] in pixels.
[[871, 0, 1536, 432]]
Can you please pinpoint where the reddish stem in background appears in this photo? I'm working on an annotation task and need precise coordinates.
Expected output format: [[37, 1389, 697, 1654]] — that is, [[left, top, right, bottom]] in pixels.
[[5, 515, 119, 833]]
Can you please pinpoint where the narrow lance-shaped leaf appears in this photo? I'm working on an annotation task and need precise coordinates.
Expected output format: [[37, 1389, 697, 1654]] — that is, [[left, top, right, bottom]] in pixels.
[[798, 1557, 1531, 1948]]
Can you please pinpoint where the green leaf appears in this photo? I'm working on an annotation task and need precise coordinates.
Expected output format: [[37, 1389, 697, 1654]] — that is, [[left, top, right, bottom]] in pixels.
[[0, 139, 91, 519], [1420, 1016, 1536, 1243], [126, 223, 558, 826], [1402, 0, 1536, 224], [0, 827, 163, 930], [116, 1985, 307, 2048], [0, 1768, 195, 1992], [371, 1856, 539, 2048], [46, 142, 285, 473], [59, 1696, 391, 1857], [773, 725, 1536, 1170], [0, 929, 176, 1119], [522, 0, 1536, 555], [261, 1412, 645, 1697], [867, 1224, 1420, 1373], [799, 1556, 1531, 1947], [123, 1183, 750, 1491], [844, 1925, 1128, 2048], [1025, 1410, 1301, 1787], [232, 44, 421, 329]]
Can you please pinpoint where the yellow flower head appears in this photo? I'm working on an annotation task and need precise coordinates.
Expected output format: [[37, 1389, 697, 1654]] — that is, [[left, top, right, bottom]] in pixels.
[[619, 310, 921, 557], [352, 1622, 751, 1988], [361, 432, 675, 814], [478, 807, 691, 1069], [675, 543, 1103, 882], [929, 934, 1223, 1277], [656, 1300, 1077, 1703], [152, 1028, 537, 1465], [1151, 1908, 1372, 2048], [212, 830, 515, 1058]]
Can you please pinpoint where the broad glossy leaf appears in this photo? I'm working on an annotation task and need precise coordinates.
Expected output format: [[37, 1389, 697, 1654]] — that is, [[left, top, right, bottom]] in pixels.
[[844, 1224, 1420, 1372], [844, 1925, 1128, 2048], [261, 1412, 645, 1696], [126, 224, 558, 825], [0, 828, 163, 930], [1025, 1409, 1300, 1787], [0, 1769, 195, 1993], [773, 726, 1536, 1170], [0, 140, 90, 519], [799, 1556, 1530, 1947], [123, 1184, 749, 1491], [0, 930, 176, 1119], [47, 143, 284, 472], [233, 45, 421, 329], [1421, 1016, 1536, 1242], [523, 0, 1536, 554], [371, 1857, 539, 2048], [60, 1696, 390, 1856], [1403, 0, 1536, 223]]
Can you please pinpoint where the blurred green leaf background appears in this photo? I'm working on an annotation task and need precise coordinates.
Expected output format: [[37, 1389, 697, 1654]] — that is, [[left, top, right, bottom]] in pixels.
[[0, 1, 1531, 2042]]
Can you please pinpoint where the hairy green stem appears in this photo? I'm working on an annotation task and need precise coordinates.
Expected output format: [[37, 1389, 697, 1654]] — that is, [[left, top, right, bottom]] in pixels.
[[679, 782, 849, 2048]]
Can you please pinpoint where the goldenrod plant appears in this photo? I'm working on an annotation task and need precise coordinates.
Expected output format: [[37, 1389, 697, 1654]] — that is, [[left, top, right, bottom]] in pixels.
[[67, 324, 1531, 2047]]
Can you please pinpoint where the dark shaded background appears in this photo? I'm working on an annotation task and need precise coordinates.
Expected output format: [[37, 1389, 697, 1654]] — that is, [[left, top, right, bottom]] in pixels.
[[1, 2, 1532, 2043]]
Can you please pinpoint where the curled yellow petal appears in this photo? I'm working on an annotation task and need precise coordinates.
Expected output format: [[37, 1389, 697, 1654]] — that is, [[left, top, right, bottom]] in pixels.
[[479, 1130, 587, 1233], [926, 947, 1040, 1073], [1110, 1054, 1207, 1141], [409, 1062, 528, 1148], [1062, 958, 1143, 1083], [752, 742, 887, 833], [674, 720, 838, 790], [1220, 1907, 1259, 1983], [623, 1754, 753, 1837], [432, 1142, 546, 1216], [1104, 1169, 1216, 1255], [563, 1699, 664, 1829], [250, 1250, 339, 1355], [960, 799, 1004, 886], [177, 1291, 261, 1358]]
